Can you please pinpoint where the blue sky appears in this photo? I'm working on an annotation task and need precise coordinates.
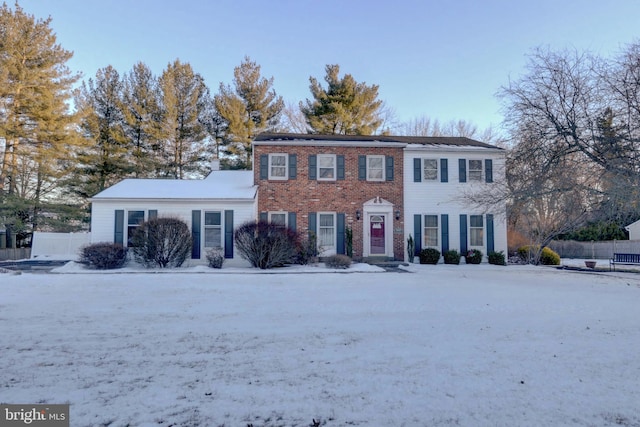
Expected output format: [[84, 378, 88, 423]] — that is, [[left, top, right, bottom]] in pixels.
[[20, 0, 640, 132]]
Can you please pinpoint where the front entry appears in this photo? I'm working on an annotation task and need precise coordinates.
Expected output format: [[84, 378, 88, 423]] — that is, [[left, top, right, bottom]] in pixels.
[[370, 215, 385, 255]]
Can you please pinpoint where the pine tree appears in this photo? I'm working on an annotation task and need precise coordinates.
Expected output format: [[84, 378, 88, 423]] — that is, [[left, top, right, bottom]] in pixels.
[[214, 56, 283, 168], [157, 59, 210, 178], [0, 2, 80, 240], [300, 64, 383, 135]]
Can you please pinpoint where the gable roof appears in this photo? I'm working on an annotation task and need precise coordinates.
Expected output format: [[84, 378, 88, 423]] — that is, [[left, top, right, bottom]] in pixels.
[[91, 170, 256, 201], [254, 132, 502, 149]]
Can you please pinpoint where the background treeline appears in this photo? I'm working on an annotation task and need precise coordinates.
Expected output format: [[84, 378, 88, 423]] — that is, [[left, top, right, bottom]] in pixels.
[[1, 3, 639, 251]]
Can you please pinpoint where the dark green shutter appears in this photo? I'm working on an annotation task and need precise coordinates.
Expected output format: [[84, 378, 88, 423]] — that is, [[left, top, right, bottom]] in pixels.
[[441, 159, 448, 183], [486, 214, 494, 253], [192, 210, 201, 259], [114, 210, 124, 245], [460, 214, 468, 254], [413, 214, 422, 256], [337, 213, 346, 255], [224, 210, 234, 259], [308, 155, 317, 180], [485, 159, 493, 183], [288, 212, 297, 231], [148, 209, 157, 219], [385, 156, 394, 181], [413, 158, 421, 182], [289, 154, 297, 179], [358, 155, 366, 180], [441, 214, 449, 252], [459, 159, 466, 183], [260, 154, 268, 180], [308, 212, 317, 239], [259, 212, 268, 222], [337, 155, 345, 180]]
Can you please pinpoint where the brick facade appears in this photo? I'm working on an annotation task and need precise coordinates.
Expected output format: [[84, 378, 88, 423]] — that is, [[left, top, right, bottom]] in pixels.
[[253, 142, 405, 260]]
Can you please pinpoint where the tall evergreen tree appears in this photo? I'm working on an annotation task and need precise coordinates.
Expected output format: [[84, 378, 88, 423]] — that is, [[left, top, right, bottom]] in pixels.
[[214, 56, 283, 168], [300, 64, 383, 135], [0, 2, 80, 240]]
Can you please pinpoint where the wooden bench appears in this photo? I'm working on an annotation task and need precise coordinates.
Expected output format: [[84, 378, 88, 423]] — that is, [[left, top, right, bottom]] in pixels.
[[609, 253, 640, 271]]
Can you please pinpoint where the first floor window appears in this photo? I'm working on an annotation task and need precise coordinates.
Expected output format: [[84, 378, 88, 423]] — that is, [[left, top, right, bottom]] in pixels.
[[204, 211, 222, 248], [367, 155, 385, 181], [423, 159, 438, 181], [127, 210, 145, 247], [468, 160, 483, 181], [318, 213, 335, 249], [470, 215, 484, 247], [269, 153, 287, 179], [269, 212, 287, 228], [423, 215, 439, 247], [318, 154, 336, 180]]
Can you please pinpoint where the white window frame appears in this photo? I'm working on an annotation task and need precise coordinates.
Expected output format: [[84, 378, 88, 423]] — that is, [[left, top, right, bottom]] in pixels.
[[268, 211, 287, 228], [468, 159, 483, 182], [318, 212, 336, 252], [423, 158, 439, 181], [127, 210, 145, 247], [204, 211, 222, 249], [469, 215, 484, 248], [268, 153, 288, 180], [367, 155, 385, 181], [317, 154, 336, 181], [423, 214, 439, 248]]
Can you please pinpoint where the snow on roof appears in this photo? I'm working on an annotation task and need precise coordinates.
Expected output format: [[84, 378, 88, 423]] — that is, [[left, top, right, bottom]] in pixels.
[[91, 170, 256, 200]]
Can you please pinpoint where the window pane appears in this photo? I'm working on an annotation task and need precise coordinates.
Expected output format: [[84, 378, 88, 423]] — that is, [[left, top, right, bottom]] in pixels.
[[271, 155, 286, 166], [423, 159, 438, 180], [205, 212, 221, 226], [319, 156, 334, 167], [319, 167, 334, 179], [319, 228, 335, 247], [470, 215, 483, 227], [128, 211, 144, 225], [469, 160, 482, 181], [270, 213, 286, 226], [270, 154, 287, 178], [369, 157, 383, 169], [205, 228, 221, 248], [470, 229, 484, 246], [319, 214, 334, 227], [424, 215, 438, 227], [425, 229, 438, 246], [367, 156, 384, 181]]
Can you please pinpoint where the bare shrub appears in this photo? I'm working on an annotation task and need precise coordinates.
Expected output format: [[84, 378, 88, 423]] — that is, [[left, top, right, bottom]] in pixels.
[[130, 217, 192, 268], [234, 221, 300, 269], [325, 254, 352, 269], [80, 242, 128, 270]]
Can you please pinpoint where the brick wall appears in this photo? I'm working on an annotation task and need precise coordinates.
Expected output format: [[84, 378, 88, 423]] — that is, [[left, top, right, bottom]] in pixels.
[[254, 143, 404, 260]]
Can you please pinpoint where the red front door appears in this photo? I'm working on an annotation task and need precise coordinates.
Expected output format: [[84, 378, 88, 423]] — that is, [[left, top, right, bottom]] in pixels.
[[370, 215, 385, 255]]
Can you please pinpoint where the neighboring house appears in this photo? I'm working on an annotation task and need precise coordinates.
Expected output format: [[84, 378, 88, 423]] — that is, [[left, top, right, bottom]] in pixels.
[[90, 168, 257, 266], [404, 137, 507, 260], [625, 220, 640, 240], [253, 133, 405, 260]]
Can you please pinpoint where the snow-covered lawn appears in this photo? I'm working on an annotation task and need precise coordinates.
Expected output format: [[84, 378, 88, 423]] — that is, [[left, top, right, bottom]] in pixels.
[[2, 263, 640, 426]]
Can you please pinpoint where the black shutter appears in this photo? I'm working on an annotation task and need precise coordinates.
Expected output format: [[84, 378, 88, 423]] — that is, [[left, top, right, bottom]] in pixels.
[[260, 154, 268, 180], [288, 212, 297, 231], [385, 156, 394, 181], [192, 210, 201, 259], [289, 154, 297, 179], [224, 210, 234, 259], [441, 159, 448, 183], [441, 214, 449, 252], [358, 155, 366, 180], [114, 210, 124, 245], [337, 213, 346, 254], [486, 214, 494, 253], [308, 155, 317, 180], [308, 212, 317, 238], [413, 158, 421, 182], [413, 214, 422, 256], [259, 212, 268, 222], [337, 155, 345, 180], [459, 159, 466, 183], [485, 159, 493, 183], [148, 209, 157, 220], [460, 214, 468, 254]]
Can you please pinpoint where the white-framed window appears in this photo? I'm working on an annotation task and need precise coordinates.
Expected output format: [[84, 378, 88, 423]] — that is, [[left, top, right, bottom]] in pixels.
[[423, 215, 439, 247], [268, 212, 287, 228], [367, 155, 385, 181], [269, 153, 288, 180], [470, 215, 484, 247], [317, 154, 336, 181], [204, 211, 222, 248], [127, 210, 145, 247], [468, 160, 483, 181], [423, 159, 438, 181], [318, 213, 336, 250]]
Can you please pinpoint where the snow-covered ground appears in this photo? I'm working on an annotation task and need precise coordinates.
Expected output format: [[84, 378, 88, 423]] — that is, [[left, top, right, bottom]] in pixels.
[[2, 262, 640, 426]]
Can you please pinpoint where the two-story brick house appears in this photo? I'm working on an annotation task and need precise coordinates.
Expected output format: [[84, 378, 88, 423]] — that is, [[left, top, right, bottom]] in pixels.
[[253, 133, 405, 260]]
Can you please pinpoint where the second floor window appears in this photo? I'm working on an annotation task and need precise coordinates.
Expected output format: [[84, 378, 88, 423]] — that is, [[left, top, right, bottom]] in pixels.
[[269, 154, 288, 179], [367, 155, 385, 181], [423, 159, 438, 181], [318, 154, 336, 180], [468, 160, 483, 181]]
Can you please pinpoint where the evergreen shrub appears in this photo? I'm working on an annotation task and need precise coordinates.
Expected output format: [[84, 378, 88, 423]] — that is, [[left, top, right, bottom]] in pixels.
[[443, 249, 461, 265], [80, 242, 128, 270], [517, 245, 561, 265], [488, 250, 506, 266], [419, 248, 441, 264], [465, 249, 483, 264]]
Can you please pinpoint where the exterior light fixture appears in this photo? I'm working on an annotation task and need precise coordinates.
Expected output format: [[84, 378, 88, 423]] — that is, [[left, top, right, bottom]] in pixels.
[[356, 210, 361, 220], [395, 210, 401, 220]]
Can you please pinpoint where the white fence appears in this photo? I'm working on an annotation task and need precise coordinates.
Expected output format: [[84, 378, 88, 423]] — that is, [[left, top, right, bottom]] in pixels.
[[548, 240, 640, 259], [30, 232, 91, 260]]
